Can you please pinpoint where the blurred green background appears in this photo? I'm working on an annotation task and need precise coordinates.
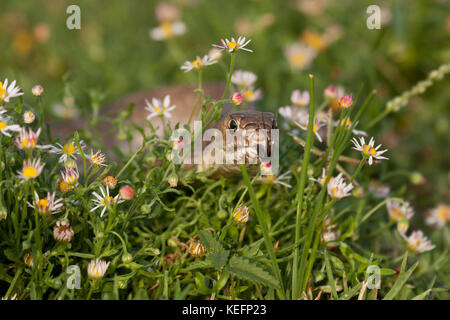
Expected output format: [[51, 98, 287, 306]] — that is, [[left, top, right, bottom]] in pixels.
[[1, 0, 449, 207]]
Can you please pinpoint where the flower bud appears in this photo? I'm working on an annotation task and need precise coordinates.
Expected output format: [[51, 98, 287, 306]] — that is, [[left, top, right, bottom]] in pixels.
[[102, 176, 118, 189], [58, 178, 74, 193], [410, 172, 426, 185], [53, 220, 74, 242], [32, 85, 44, 97], [232, 205, 250, 224], [0, 203, 7, 220], [121, 253, 133, 264], [167, 173, 178, 188], [23, 111, 35, 124], [119, 185, 134, 200], [24, 253, 34, 268], [167, 238, 178, 248], [339, 94, 353, 109], [231, 92, 244, 106], [397, 219, 409, 234], [64, 158, 78, 170], [189, 241, 206, 258]]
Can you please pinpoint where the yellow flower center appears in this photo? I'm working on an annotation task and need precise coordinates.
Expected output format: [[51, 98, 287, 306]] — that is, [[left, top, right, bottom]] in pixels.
[[302, 31, 326, 51], [21, 138, 36, 149], [313, 123, 318, 133], [227, 41, 239, 50], [62, 143, 77, 155], [193, 59, 202, 69], [262, 173, 276, 183], [161, 22, 174, 38], [0, 82, 6, 99], [438, 208, 447, 221], [363, 145, 377, 157], [37, 199, 49, 213], [245, 90, 254, 99], [0, 121, 6, 130], [391, 208, 404, 221], [101, 196, 114, 207], [341, 119, 352, 128], [90, 155, 102, 165], [23, 166, 38, 178], [292, 53, 305, 66]]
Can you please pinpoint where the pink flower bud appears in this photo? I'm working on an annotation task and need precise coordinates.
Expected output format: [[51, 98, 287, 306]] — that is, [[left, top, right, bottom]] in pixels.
[[339, 94, 353, 109], [32, 85, 44, 97], [231, 92, 244, 106], [119, 185, 134, 200]]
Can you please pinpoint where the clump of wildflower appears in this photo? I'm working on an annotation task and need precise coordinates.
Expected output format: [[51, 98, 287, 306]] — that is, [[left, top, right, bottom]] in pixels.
[[327, 173, 353, 199], [401, 230, 435, 253], [27, 191, 63, 215], [50, 140, 85, 163], [119, 185, 134, 200], [145, 95, 176, 120], [102, 175, 118, 189], [294, 114, 325, 143], [189, 241, 206, 258], [351, 136, 389, 165], [87, 259, 110, 279], [53, 220, 74, 242], [425, 204, 450, 229], [17, 158, 45, 180], [233, 205, 250, 224], [386, 199, 414, 222], [180, 55, 217, 72], [291, 90, 310, 107], [213, 36, 253, 53], [90, 186, 123, 217], [32, 85, 44, 97], [284, 43, 317, 71], [0, 79, 23, 102], [150, 21, 186, 41], [231, 92, 244, 106], [0, 114, 21, 137], [86, 149, 106, 167], [61, 168, 79, 186]]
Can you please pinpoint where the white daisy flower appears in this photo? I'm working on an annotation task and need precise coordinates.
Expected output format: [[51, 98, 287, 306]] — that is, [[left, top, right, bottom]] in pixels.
[[284, 43, 317, 71], [14, 127, 52, 150], [49, 140, 85, 163], [212, 36, 253, 53], [309, 168, 330, 186], [0, 79, 24, 102], [291, 90, 310, 107], [27, 191, 63, 215], [208, 48, 223, 61], [386, 199, 414, 222], [327, 173, 353, 199], [90, 186, 123, 217], [0, 114, 21, 137], [87, 258, 110, 279], [279, 106, 308, 124], [258, 170, 292, 188], [335, 118, 367, 137], [351, 136, 389, 165], [324, 85, 345, 101], [145, 95, 176, 120], [401, 230, 435, 253], [180, 55, 217, 72], [149, 21, 186, 41], [425, 204, 450, 229], [294, 117, 326, 143], [86, 149, 106, 167], [231, 70, 257, 88], [242, 87, 263, 102], [53, 220, 74, 243], [17, 158, 45, 180]]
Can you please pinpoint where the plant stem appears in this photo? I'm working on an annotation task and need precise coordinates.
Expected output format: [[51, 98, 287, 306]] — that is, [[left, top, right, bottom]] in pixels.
[[187, 70, 203, 126], [292, 74, 315, 300]]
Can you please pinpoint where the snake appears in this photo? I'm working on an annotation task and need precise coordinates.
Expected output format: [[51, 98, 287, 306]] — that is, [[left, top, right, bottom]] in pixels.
[[49, 83, 277, 177]]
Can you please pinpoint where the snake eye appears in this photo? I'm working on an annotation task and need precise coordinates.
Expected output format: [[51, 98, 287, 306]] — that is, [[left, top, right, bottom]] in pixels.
[[272, 119, 277, 129], [229, 119, 238, 131]]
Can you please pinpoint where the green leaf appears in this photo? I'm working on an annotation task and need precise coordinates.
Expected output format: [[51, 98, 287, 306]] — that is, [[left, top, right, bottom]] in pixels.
[[225, 256, 280, 289], [211, 251, 229, 270], [182, 260, 213, 271], [383, 261, 419, 300], [198, 230, 224, 253], [412, 289, 432, 300]]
